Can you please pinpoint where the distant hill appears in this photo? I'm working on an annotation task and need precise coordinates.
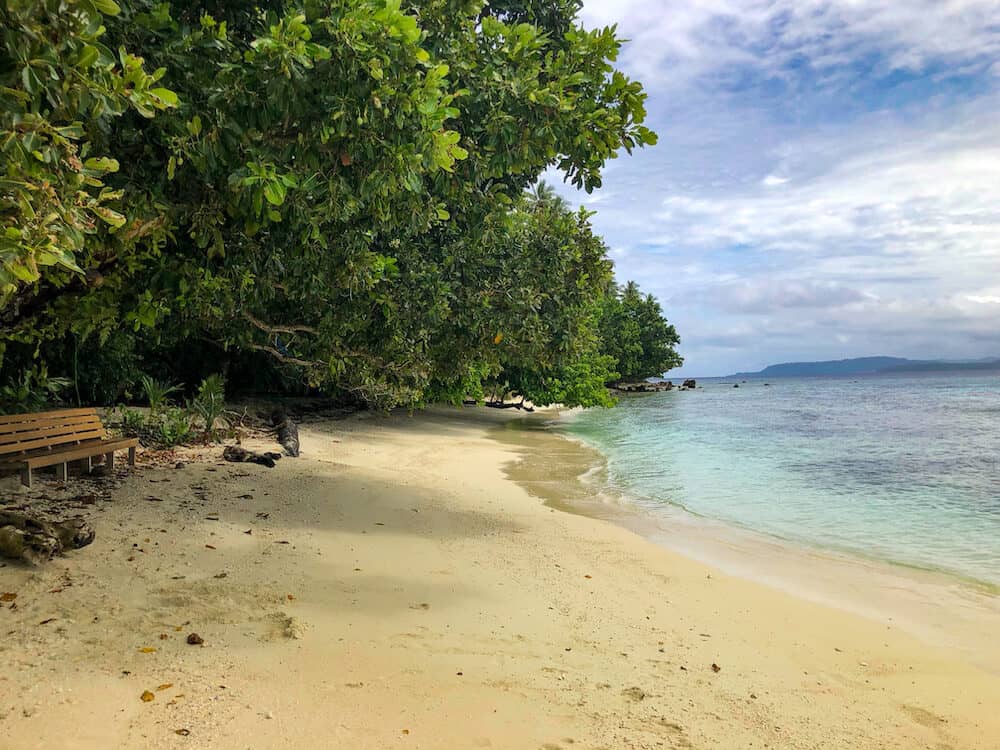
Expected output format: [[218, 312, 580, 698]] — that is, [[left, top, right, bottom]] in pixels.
[[726, 356, 1000, 379]]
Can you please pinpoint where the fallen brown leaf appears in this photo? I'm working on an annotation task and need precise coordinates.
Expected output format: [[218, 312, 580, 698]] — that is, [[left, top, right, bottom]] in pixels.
[[140, 691, 155, 703], [0, 592, 16, 602], [156, 683, 173, 691], [138, 647, 157, 653], [175, 729, 190, 736], [711, 663, 721, 673]]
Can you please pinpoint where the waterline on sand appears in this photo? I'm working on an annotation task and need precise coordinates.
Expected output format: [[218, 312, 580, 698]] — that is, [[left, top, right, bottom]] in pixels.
[[493, 412, 1000, 675]]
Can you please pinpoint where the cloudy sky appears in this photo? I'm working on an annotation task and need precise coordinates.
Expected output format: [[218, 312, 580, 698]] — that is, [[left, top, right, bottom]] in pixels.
[[550, 0, 1000, 376]]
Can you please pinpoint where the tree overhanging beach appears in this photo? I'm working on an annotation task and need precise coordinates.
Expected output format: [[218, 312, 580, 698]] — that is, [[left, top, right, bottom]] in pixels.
[[1, 0, 679, 411]]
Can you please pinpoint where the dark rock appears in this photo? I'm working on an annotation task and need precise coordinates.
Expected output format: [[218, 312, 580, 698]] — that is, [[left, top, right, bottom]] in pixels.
[[271, 410, 300, 457], [223, 445, 280, 468]]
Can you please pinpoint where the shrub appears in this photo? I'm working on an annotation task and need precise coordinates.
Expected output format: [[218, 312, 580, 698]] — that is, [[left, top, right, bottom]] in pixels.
[[0, 365, 72, 414], [188, 374, 226, 439], [139, 375, 182, 413], [157, 406, 194, 447], [116, 406, 146, 436]]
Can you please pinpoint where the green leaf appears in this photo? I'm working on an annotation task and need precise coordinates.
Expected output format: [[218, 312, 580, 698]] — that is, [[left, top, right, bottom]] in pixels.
[[93, 206, 127, 227], [77, 45, 100, 69], [149, 88, 179, 107], [84, 157, 120, 173], [263, 181, 286, 206], [92, 0, 121, 15]]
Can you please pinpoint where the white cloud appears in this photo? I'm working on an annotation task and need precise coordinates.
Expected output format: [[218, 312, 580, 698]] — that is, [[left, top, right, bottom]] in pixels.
[[580, 0, 1000, 92], [549, 1, 1000, 375], [652, 108, 1000, 267]]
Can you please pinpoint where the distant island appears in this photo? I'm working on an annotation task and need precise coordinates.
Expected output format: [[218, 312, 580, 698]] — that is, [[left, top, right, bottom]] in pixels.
[[725, 356, 1000, 379]]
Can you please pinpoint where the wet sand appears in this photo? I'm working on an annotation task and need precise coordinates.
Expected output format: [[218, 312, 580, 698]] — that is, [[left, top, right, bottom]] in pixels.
[[499, 411, 1000, 675]]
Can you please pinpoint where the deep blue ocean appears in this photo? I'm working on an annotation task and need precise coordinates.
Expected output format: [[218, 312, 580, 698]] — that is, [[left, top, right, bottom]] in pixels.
[[562, 373, 1000, 587]]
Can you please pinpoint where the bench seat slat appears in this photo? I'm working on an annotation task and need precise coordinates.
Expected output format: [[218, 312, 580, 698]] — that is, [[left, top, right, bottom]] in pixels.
[[0, 437, 112, 464], [0, 437, 139, 469], [24, 437, 139, 468], [0, 427, 108, 455]]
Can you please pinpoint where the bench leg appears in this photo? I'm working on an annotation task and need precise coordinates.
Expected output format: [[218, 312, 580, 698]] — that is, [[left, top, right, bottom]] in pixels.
[[55, 462, 68, 482], [81, 456, 92, 473], [20, 467, 32, 489], [128, 446, 136, 466], [105, 451, 115, 471]]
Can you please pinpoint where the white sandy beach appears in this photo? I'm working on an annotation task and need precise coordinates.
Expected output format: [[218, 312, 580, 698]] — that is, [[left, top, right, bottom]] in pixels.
[[2, 407, 999, 749]]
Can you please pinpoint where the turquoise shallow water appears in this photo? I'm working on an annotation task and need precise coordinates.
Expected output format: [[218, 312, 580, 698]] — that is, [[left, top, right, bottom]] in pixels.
[[562, 373, 1000, 587]]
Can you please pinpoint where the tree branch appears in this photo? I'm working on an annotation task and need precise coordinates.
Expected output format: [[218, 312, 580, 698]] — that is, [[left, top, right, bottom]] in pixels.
[[246, 343, 322, 368], [243, 311, 317, 335]]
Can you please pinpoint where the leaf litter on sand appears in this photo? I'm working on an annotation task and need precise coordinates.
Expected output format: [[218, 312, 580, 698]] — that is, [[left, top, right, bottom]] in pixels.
[[140, 691, 155, 702]]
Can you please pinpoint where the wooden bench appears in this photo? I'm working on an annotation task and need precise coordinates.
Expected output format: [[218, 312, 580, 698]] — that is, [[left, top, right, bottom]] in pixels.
[[0, 408, 138, 488]]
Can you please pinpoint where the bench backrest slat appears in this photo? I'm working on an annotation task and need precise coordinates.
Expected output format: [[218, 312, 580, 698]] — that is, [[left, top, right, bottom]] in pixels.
[[0, 407, 98, 426], [0, 408, 108, 457]]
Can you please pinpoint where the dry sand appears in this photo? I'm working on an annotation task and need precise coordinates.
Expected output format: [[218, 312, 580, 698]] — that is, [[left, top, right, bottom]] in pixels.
[[1, 407, 999, 749]]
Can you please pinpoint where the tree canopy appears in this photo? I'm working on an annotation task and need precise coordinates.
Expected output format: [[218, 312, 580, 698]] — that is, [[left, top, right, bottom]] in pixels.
[[1, 0, 680, 410], [598, 281, 683, 384]]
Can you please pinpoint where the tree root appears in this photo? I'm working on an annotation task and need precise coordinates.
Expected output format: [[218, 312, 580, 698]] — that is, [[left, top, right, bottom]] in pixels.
[[0, 511, 95, 565]]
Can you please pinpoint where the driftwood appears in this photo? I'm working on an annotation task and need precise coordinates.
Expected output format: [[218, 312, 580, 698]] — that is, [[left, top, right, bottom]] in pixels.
[[0, 510, 95, 564], [270, 410, 300, 457], [485, 401, 535, 412], [461, 399, 535, 413], [223, 445, 282, 468]]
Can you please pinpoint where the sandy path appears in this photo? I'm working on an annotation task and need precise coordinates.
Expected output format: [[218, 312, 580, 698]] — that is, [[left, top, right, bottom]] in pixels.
[[1, 408, 998, 749]]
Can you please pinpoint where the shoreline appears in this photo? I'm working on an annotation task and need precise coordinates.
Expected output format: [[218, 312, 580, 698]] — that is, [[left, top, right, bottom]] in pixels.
[[494, 408, 1000, 675], [2, 407, 999, 748]]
